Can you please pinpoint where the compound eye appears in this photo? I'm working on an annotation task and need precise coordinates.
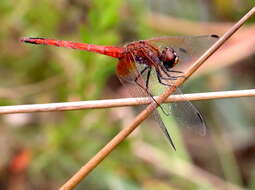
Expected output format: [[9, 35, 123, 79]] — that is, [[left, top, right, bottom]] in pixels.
[[160, 48, 179, 69]]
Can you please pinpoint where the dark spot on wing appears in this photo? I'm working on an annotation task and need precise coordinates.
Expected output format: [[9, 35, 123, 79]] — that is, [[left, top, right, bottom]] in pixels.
[[179, 48, 187, 53], [210, 34, 220, 38], [197, 112, 204, 123]]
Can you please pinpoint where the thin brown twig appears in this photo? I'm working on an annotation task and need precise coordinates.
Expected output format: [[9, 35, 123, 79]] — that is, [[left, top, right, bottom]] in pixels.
[[60, 7, 255, 190], [0, 89, 255, 114]]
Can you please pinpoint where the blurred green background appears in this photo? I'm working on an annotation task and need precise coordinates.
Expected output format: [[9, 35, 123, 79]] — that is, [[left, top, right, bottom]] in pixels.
[[0, 0, 255, 189]]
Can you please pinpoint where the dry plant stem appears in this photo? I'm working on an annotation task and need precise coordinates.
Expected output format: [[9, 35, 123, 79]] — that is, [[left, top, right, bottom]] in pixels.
[[1, 89, 255, 114], [60, 7, 255, 190]]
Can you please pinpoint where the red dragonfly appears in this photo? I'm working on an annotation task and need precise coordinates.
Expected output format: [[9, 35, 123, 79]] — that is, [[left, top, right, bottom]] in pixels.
[[21, 35, 218, 149]]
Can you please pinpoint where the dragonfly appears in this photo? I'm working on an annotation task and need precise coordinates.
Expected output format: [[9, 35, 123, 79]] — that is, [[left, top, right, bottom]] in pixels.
[[21, 34, 219, 150]]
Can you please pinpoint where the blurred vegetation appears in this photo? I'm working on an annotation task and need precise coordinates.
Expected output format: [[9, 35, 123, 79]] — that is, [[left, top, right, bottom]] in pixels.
[[0, 0, 255, 189]]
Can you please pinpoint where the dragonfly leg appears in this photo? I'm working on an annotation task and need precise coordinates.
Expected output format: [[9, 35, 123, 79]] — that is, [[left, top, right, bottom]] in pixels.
[[156, 71, 175, 86], [145, 68, 151, 89], [134, 67, 169, 116], [158, 65, 186, 80], [134, 79, 159, 106], [160, 75, 185, 80], [156, 70, 186, 88], [158, 67, 186, 80], [134, 66, 149, 82], [166, 69, 183, 73], [133, 66, 154, 98], [139, 66, 149, 77]]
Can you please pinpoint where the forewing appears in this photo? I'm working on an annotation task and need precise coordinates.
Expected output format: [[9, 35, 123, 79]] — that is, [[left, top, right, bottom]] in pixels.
[[143, 36, 218, 135], [146, 35, 219, 72], [115, 35, 218, 148]]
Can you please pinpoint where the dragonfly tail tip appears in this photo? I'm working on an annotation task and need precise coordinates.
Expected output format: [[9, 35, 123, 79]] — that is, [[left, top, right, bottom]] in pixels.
[[20, 37, 28, 43], [20, 37, 46, 44]]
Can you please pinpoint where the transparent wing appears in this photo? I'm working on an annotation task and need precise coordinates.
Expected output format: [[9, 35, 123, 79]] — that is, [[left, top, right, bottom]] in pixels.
[[116, 57, 177, 149], [145, 64, 206, 136], [116, 35, 218, 149], [167, 89, 206, 136], [143, 35, 219, 135], [146, 35, 219, 72]]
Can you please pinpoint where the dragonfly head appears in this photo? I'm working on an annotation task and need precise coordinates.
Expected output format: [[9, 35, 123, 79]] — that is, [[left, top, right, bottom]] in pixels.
[[160, 47, 179, 69]]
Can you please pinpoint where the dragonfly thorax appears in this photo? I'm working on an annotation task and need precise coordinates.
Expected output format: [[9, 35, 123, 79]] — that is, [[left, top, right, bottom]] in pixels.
[[125, 41, 161, 67], [125, 41, 179, 72]]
